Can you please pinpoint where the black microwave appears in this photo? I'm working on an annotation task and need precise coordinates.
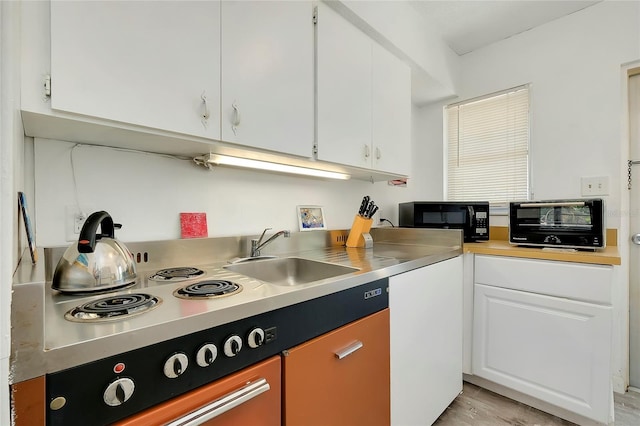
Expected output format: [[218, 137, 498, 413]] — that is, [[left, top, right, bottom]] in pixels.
[[399, 201, 490, 242], [509, 198, 605, 249]]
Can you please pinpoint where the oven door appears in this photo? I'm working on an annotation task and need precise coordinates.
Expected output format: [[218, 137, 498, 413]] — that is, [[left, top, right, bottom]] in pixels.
[[115, 356, 281, 426], [509, 199, 605, 248]]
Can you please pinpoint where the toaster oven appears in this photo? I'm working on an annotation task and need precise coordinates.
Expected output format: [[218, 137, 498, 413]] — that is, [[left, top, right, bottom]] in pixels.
[[509, 198, 605, 249]]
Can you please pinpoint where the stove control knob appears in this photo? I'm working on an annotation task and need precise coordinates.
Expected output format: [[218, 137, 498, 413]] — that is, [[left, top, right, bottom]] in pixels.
[[164, 352, 189, 378], [196, 343, 218, 367], [104, 378, 135, 407], [223, 335, 243, 357], [247, 328, 265, 349]]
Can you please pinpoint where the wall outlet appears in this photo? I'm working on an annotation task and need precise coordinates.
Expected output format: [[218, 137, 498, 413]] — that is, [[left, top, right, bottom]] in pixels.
[[581, 176, 609, 196], [74, 212, 87, 233], [65, 205, 92, 241]]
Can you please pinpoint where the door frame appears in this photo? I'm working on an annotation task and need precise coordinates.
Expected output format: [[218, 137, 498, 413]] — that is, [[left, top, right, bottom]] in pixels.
[[622, 61, 640, 392]]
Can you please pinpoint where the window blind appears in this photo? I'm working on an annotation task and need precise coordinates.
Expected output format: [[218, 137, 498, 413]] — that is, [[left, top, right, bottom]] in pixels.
[[446, 86, 530, 204]]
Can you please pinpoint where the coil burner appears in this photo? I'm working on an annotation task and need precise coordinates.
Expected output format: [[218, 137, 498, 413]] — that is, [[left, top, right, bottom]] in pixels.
[[149, 267, 205, 282], [174, 280, 242, 300], [65, 293, 162, 323]]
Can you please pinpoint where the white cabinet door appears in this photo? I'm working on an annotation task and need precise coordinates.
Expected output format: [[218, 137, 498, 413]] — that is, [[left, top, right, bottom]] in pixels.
[[316, 2, 372, 169], [473, 283, 612, 423], [316, 2, 411, 175], [50, 1, 221, 139], [221, 1, 314, 157], [390, 257, 463, 426], [372, 42, 411, 176]]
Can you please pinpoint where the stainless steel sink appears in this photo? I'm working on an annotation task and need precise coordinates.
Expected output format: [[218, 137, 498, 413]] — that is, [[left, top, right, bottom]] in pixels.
[[224, 257, 359, 286]]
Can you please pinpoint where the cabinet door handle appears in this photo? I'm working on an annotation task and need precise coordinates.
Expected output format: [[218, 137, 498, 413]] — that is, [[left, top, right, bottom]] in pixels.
[[232, 102, 241, 135], [201, 92, 210, 128], [376, 147, 381, 160], [364, 145, 371, 159], [334, 340, 364, 360], [165, 378, 270, 426]]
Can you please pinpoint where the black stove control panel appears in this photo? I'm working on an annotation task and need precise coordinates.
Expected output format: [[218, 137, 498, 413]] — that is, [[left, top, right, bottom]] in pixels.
[[46, 278, 389, 425]]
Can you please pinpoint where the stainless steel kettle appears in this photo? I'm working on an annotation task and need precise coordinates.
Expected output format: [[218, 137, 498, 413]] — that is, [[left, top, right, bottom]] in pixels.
[[52, 211, 137, 293]]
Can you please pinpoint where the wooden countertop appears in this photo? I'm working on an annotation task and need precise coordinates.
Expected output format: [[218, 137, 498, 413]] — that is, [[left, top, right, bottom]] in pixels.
[[463, 227, 621, 266]]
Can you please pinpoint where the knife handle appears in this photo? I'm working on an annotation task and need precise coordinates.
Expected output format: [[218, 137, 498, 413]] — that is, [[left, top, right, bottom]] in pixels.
[[364, 201, 374, 217], [359, 196, 370, 215], [368, 205, 379, 218]]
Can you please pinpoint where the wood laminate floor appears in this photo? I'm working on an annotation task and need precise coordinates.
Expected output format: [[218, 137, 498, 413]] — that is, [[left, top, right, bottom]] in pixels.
[[433, 382, 640, 426]]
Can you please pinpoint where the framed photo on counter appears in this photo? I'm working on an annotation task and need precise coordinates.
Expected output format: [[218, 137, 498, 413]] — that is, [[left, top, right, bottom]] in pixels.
[[297, 206, 326, 231]]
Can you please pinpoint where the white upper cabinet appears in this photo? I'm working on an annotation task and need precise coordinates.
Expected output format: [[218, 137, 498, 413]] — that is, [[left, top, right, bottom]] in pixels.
[[316, 2, 372, 169], [372, 43, 411, 175], [221, 1, 314, 158], [316, 2, 411, 176], [49, 1, 314, 158], [36, 1, 405, 178], [50, 1, 221, 139]]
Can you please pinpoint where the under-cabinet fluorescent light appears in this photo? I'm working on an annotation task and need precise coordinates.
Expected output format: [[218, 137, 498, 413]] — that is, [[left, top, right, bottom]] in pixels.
[[197, 154, 351, 180]]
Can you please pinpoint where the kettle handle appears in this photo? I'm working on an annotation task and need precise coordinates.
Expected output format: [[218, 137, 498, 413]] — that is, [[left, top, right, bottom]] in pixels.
[[78, 211, 115, 253]]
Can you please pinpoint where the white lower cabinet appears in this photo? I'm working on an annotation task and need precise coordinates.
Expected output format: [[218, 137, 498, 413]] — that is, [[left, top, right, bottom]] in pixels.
[[390, 256, 463, 426], [472, 255, 613, 424]]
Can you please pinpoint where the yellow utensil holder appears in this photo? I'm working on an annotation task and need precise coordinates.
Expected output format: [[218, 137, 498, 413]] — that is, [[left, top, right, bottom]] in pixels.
[[346, 215, 373, 248]]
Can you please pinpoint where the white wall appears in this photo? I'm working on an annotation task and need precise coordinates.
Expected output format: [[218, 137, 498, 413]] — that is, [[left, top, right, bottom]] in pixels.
[[335, 0, 460, 103], [413, 101, 447, 200], [445, 0, 640, 393], [1, 0, 23, 423], [33, 103, 441, 246], [456, 1, 639, 227]]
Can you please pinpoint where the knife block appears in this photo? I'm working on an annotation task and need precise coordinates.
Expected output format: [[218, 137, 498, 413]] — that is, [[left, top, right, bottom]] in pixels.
[[346, 215, 373, 248]]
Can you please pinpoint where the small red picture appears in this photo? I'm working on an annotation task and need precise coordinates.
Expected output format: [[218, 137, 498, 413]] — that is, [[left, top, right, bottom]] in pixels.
[[180, 213, 208, 239]]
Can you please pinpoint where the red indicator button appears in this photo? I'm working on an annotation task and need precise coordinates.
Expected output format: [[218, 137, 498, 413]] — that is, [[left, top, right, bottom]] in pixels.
[[113, 362, 126, 374]]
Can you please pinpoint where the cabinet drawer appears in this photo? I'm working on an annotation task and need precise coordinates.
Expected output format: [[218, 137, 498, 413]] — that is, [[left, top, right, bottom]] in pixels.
[[475, 255, 612, 304]]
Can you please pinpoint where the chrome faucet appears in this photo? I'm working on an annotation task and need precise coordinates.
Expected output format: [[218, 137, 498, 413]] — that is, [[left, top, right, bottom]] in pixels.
[[251, 228, 290, 257]]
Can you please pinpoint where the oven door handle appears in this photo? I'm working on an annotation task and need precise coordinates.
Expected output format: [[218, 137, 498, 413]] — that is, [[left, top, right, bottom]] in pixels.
[[518, 202, 586, 208], [165, 378, 270, 426]]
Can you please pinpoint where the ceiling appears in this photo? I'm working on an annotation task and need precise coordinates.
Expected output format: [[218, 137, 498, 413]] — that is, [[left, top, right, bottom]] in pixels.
[[409, 0, 602, 55]]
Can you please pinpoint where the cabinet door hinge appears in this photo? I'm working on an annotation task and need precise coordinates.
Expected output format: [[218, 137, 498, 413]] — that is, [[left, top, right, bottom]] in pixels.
[[313, 7, 317, 25], [44, 74, 51, 97]]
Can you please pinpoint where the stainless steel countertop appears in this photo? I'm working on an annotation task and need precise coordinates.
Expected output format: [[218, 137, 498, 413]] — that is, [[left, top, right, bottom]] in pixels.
[[10, 227, 462, 383]]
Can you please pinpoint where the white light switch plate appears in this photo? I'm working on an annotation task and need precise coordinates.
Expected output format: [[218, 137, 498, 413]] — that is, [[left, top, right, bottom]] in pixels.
[[581, 176, 609, 196]]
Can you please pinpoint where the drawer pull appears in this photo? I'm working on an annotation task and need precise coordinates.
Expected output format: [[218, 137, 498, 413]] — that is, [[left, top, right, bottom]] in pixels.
[[165, 378, 270, 426], [334, 340, 364, 360]]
